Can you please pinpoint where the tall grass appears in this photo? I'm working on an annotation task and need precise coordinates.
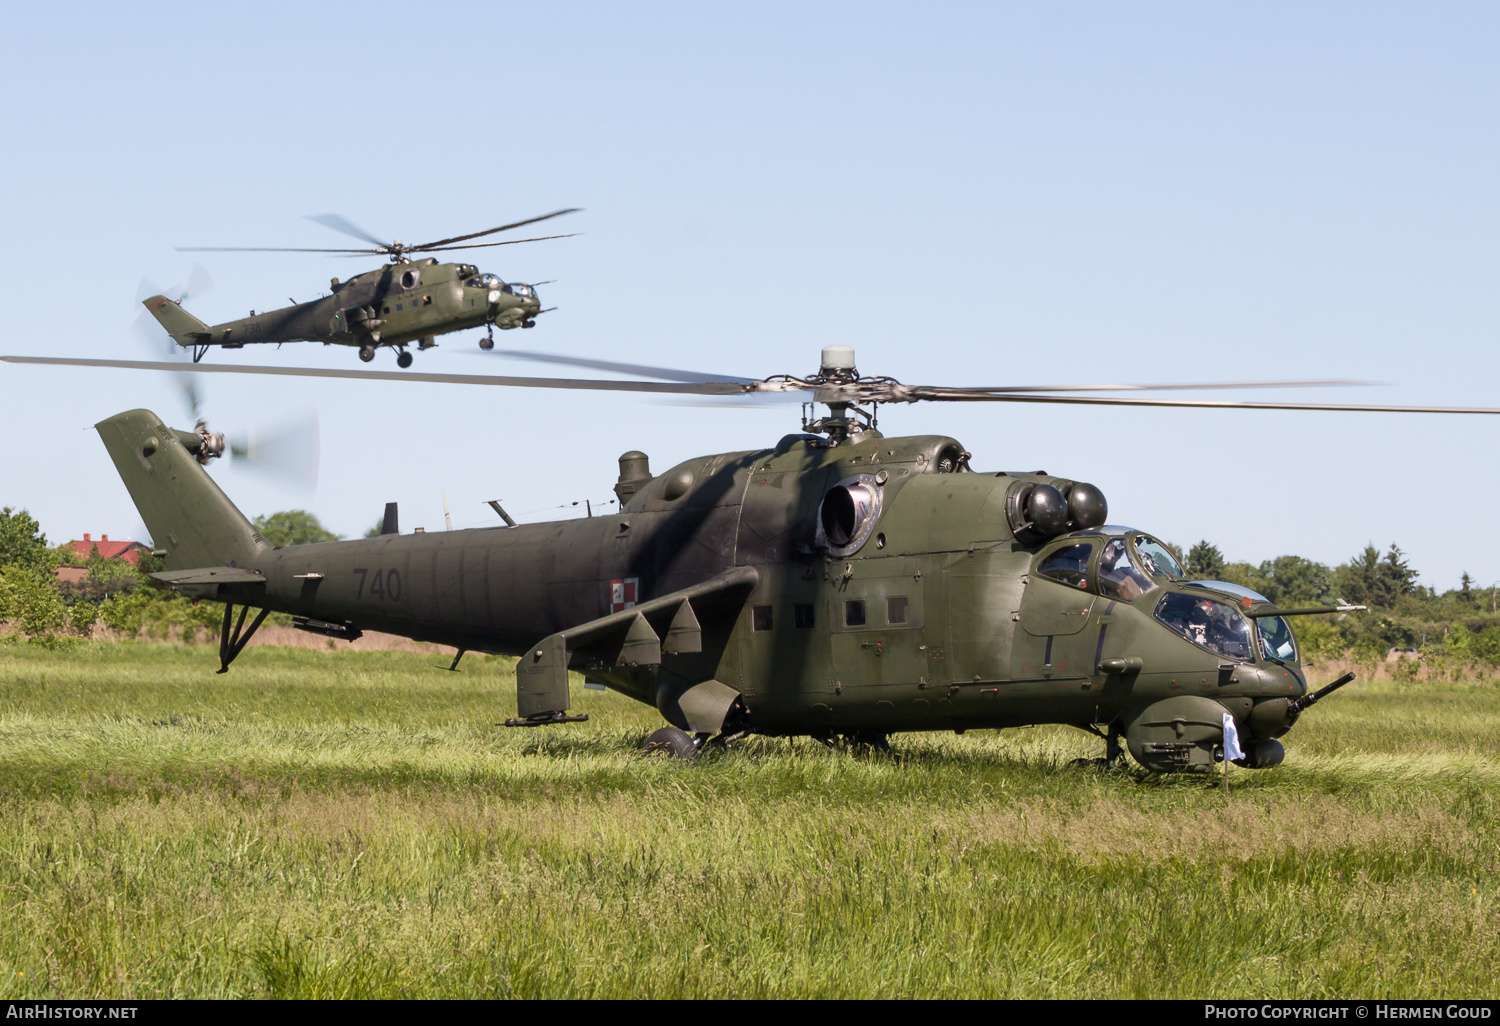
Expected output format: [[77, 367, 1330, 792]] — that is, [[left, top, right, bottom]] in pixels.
[[0, 641, 1494, 998]]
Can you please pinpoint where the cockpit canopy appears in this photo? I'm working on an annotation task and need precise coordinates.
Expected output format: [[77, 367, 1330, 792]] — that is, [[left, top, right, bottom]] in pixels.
[[463, 275, 535, 299], [1035, 529, 1182, 601], [1153, 592, 1255, 660], [1181, 580, 1300, 665], [1033, 530, 1295, 664]]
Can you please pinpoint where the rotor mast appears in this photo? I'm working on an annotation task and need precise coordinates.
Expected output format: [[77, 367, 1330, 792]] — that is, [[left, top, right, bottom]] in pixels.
[[802, 345, 876, 445]]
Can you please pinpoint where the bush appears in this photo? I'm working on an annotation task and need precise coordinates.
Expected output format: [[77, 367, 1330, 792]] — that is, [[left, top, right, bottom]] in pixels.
[[1293, 617, 1343, 662], [97, 591, 155, 637], [1353, 635, 1386, 670], [0, 564, 68, 639], [68, 600, 99, 637], [98, 588, 221, 640]]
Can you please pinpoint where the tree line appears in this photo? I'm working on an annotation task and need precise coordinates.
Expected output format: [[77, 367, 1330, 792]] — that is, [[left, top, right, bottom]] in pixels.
[[1171, 539, 1500, 668], [0, 506, 341, 644]]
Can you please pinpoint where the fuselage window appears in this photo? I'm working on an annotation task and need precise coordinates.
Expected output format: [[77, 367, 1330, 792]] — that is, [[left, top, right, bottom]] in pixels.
[[752, 605, 773, 632], [1099, 538, 1153, 601], [794, 603, 815, 629], [887, 596, 909, 624], [1037, 543, 1094, 589], [845, 600, 866, 627], [1134, 535, 1183, 578]]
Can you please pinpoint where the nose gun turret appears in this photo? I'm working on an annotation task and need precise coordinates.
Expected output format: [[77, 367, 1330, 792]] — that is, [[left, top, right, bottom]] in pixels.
[[1284, 671, 1357, 730]]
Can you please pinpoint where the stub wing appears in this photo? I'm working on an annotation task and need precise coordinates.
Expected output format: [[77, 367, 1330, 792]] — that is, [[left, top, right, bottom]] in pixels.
[[514, 566, 760, 723]]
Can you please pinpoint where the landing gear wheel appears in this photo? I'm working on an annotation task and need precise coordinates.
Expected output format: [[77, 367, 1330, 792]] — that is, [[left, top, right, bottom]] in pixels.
[[479, 336, 494, 350], [521, 319, 536, 329], [358, 345, 375, 363], [644, 726, 698, 760], [396, 351, 413, 368], [846, 731, 892, 753]]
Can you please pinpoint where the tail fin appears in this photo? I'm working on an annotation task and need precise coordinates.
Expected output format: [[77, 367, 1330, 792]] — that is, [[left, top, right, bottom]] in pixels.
[[96, 409, 269, 570], [142, 295, 212, 348]]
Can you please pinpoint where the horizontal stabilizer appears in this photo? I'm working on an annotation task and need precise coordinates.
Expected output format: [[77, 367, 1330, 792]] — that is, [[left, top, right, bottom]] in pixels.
[[151, 567, 266, 585]]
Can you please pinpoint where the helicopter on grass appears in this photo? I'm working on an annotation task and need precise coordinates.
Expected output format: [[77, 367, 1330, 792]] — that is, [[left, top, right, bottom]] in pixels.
[[9, 344, 1500, 773], [147, 209, 579, 367]]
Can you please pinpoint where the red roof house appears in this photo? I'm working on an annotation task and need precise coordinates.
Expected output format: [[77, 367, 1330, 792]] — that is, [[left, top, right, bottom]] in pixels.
[[68, 533, 149, 565]]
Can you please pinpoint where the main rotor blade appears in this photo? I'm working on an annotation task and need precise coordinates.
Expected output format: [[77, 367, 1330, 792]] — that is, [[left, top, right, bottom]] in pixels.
[[305, 213, 390, 248], [930, 378, 1376, 395], [412, 209, 581, 251], [415, 233, 580, 254], [894, 388, 1500, 414], [489, 351, 1368, 393], [0, 356, 759, 395], [176, 246, 380, 254], [487, 349, 758, 384], [11, 355, 1491, 414]]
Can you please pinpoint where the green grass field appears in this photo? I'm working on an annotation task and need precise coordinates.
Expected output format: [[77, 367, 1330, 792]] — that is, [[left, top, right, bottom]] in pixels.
[[0, 640, 1495, 998]]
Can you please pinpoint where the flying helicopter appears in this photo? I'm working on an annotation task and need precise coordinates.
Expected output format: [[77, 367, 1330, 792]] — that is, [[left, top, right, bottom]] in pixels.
[[8, 344, 1500, 772], [147, 209, 579, 367]]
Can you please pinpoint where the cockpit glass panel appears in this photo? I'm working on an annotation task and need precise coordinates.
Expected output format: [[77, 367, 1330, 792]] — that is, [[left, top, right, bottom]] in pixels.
[[1186, 580, 1268, 603], [1037, 543, 1094, 589], [1133, 536, 1183, 578], [1099, 538, 1153, 601], [1153, 592, 1254, 661], [1258, 616, 1299, 664]]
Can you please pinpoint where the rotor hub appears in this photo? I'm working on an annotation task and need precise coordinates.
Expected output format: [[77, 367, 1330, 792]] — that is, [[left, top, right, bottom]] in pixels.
[[193, 420, 225, 465]]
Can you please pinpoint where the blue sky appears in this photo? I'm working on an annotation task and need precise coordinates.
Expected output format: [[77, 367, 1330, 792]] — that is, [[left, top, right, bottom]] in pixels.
[[2, 2, 1497, 588]]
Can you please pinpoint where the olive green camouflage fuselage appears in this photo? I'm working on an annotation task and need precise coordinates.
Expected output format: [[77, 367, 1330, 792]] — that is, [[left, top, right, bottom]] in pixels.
[[96, 409, 1310, 769], [145, 260, 540, 356]]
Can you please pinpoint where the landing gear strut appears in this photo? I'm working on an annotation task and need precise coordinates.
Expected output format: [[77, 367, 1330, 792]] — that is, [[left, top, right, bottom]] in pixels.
[[1072, 722, 1126, 770], [1106, 726, 1123, 769], [217, 603, 269, 674]]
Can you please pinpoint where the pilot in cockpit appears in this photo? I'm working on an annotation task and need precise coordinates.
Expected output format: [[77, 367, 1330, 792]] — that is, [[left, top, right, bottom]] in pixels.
[[1099, 538, 1149, 600]]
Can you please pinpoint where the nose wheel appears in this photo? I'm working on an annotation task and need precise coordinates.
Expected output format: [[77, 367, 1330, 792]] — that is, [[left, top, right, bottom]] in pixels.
[[479, 325, 495, 350], [396, 350, 413, 368], [358, 345, 375, 363]]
